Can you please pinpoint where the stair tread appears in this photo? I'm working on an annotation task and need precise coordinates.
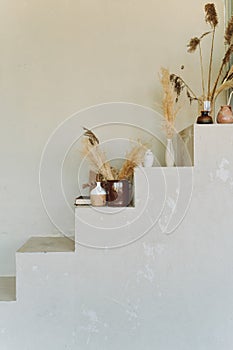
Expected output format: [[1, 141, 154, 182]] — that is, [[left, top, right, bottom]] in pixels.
[[0, 276, 16, 301], [17, 236, 75, 253]]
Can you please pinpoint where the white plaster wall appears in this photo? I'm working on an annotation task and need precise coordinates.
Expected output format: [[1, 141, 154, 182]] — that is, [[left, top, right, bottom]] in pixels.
[[0, 0, 226, 274]]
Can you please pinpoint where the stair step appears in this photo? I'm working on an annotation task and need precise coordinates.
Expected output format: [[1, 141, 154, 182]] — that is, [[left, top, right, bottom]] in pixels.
[[17, 236, 75, 253], [0, 276, 16, 302]]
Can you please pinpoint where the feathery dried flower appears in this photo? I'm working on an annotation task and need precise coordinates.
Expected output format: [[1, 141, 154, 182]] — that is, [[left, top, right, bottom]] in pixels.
[[170, 2, 233, 108], [211, 42, 233, 100], [82, 128, 146, 181], [118, 143, 146, 180], [205, 3, 218, 28], [160, 68, 181, 138], [221, 67, 233, 83], [223, 44, 233, 65], [170, 73, 198, 104], [82, 128, 114, 180], [205, 3, 218, 99], [187, 31, 211, 98], [83, 127, 99, 146], [225, 15, 233, 45], [225, 65, 233, 81], [227, 72, 233, 81], [214, 77, 233, 98], [187, 37, 200, 53], [170, 74, 184, 101]]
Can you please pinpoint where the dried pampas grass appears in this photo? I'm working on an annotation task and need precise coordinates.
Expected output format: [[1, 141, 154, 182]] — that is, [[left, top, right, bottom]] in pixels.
[[170, 3, 233, 107], [205, 3, 218, 28], [214, 78, 233, 99], [118, 143, 147, 181], [81, 128, 146, 181], [160, 67, 180, 139], [82, 128, 114, 180], [225, 15, 233, 45], [83, 127, 99, 146]]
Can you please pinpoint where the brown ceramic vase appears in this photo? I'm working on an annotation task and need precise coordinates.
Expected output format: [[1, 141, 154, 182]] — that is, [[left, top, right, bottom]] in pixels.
[[217, 105, 233, 124]]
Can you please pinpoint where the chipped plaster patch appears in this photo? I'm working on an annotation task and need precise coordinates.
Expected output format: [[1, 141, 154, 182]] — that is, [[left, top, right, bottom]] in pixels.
[[166, 196, 176, 210], [137, 264, 154, 283], [143, 242, 156, 260], [125, 299, 141, 329], [158, 193, 178, 233], [105, 297, 141, 330], [155, 243, 165, 255], [80, 308, 108, 345], [158, 216, 168, 232], [216, 158, 230, 182], [211, 158, 233, 186]]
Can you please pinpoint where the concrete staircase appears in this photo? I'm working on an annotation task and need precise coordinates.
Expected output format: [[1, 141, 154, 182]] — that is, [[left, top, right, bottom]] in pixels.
[[1, 125, 233, 350]]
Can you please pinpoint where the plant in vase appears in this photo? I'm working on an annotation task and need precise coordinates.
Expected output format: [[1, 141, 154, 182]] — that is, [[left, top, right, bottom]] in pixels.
[[170, 3, 233, 123], [159, 67, 180, 166], [81, 127, 147, 206]]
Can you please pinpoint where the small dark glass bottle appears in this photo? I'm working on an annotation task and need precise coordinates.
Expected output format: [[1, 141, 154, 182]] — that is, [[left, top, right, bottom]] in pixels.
[[196, 110, 213, 124], [196, 100, 213, 124]]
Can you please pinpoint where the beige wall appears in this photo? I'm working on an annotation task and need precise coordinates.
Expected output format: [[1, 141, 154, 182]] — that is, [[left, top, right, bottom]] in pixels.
[[0, 0, 226, 274]]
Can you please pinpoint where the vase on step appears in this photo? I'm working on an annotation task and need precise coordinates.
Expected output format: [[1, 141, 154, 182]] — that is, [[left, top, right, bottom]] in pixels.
[[107, 179, 130, 207], [196, 100, 213, 124], [143, 149, 154, 167], [90, 181, 106, 206], [165, 138, 175, 167], [217, 105, 233, 124]]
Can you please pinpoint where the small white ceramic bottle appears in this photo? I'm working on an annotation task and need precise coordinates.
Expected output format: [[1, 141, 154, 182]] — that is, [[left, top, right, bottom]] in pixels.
[[90, 181, 106, 206], [143, 149, 154, 167]]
